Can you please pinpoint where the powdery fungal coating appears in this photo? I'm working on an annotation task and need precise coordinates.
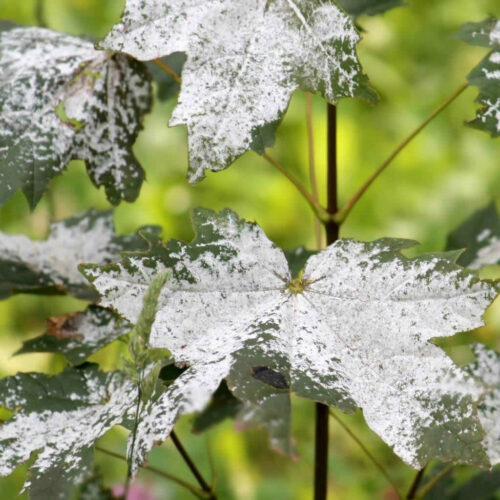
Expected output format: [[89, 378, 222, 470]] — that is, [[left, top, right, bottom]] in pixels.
[[0, 366, 136, 498], [469, 230, 500, 268], [458, 18, 500, 136], [467, 345, 500, 466], [446, 202, 500, 269], [0, 210, 149, 299], [0, 26, 151, 208], [102, 0, 375, 181], [83, 208, 499, 471]]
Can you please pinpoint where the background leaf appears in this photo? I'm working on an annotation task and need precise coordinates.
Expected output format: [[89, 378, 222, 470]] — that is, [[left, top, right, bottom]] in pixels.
[[0, 210, 160, 300], [0, 26, 152, 207], [457, 18, 500, 137], [446, 202, 500, 268]]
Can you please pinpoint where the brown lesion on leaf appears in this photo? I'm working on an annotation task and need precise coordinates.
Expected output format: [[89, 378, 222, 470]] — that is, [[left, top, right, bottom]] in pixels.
[[46, 312, 82, 340]]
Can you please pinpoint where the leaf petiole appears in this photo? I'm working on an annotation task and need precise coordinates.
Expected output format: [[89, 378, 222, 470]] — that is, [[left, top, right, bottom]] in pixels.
[[333, 83, 469, 225]]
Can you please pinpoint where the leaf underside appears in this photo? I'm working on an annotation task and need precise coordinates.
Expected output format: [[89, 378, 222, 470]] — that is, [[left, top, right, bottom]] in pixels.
[[101, 0, 376, 182], [457, 18, 500, 137], [0, 209, 160, 300], [446, 202, 500, 269], [0, 26, 152, 208], [82, 207, 499, 472]]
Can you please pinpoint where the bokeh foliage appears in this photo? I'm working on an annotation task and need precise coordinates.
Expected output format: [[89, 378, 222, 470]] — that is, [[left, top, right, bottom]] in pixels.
[[0, 0, 498, 498]]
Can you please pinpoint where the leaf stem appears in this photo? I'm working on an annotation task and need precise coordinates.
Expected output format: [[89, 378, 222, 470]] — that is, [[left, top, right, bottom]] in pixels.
[[329, 410, 402, 498], [34, 0, 47, 28], [313, 103, 340, 500], [305, 92, 323, 248], [153, 58, 182, 83], [95, 445, 209, 499], [262, 152, 330, 223], [414, 464, 454, 499], [406, 465, 427, 499], [171, 431, 216, 499], [333, 83, 469, 224]]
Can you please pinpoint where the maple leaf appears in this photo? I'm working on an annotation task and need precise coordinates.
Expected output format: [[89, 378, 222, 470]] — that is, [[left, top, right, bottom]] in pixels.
[[457, 18, 500, 137], [0, 25, 151, 208], [101, 0, 376, 182], [0, 364, 136, 500], [338, 0, 405, 18], [446, 202, 500, 269], [0, 210, 160, 300], [82, 208, 499, 472], [16, 305, 131, 365], [465, 344, 500, 466]]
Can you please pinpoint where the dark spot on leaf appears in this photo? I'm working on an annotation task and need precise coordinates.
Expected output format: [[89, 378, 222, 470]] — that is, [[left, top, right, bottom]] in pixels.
[[251, 366, 289, 390]]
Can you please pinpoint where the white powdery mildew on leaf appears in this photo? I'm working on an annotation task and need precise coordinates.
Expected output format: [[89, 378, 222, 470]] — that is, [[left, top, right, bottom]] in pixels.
[[0, 369, 136, 497], [467, 345, 500, 465], [0, 210, 139, 299], [458, 18, 500, 137], [469, 229, 500, 268], [84, 209, 499, 470], [102, 0, 374, 181], [0, 26, 151, 207]]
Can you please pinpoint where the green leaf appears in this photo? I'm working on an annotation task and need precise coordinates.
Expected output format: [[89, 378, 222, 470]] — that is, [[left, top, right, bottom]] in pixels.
[[457, 18, 500, 137], [16, 305, 131, 365], [0, 209, 160, 300], [0, 364, 136, 499], [337, 0, 405, 18], [146, 53, 185, 102], [0, 26, 152, 208], [465, 345, 500, 466], [101, 0, 376, 182], [192, 381, 243, 434], [421, 465, 500, 500], [82, 208, 499, 472], [446, 202, 500, 268]]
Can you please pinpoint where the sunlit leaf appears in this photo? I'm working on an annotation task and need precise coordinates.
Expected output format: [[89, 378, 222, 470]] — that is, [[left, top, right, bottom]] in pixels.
[[101, 0, 376, 182], [82, 208, 498, 472], [0, 25, 151, 208]]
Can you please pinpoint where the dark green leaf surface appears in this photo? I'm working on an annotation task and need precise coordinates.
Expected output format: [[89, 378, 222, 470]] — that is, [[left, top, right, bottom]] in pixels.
[[457, 18, 500, 137], [0, 210, 160, 300], [192, 381, 243, 434], [422, 465, 500, 499], [102, 0, 376, 182], [83, 208, 498, 471], [17, 306, 131, 365], [0, 364, 136, 500], [0, 26, 152, 208], [446, 202, 500, 268], [338, 0, 405, 18]]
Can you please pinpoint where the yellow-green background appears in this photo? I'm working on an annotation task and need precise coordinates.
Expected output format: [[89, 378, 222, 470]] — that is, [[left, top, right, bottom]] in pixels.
[[0, 0, 498, 498]]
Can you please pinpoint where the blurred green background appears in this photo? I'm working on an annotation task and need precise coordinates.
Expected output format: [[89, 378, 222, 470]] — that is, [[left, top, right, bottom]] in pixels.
[[0, 0, 499, 498]]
